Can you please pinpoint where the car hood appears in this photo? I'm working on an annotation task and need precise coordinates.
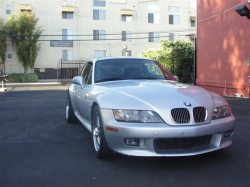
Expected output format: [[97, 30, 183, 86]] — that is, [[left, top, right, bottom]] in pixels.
[[95, 80, 215, 125]]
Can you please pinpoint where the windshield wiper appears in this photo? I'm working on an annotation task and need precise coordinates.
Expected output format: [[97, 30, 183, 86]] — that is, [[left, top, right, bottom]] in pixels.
[[95, 78, 126, 83], [131, 77, 160, 80]]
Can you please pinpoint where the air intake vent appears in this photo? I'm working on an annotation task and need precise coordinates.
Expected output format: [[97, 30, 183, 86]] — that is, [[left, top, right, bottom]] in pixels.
[[193, 107, 207, 122], [154, 135, 212, 152], [171, 108, 190, 123]]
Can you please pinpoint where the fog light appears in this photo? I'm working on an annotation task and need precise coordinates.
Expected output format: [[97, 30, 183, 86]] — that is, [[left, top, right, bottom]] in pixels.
[[124, 138, 140, 146], [224, 129, 234, 139]]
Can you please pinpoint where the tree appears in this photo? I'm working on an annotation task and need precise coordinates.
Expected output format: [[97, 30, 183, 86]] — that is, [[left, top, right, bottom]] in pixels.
[[0, 19, 7, 74], [6, 12, 42, 73], [141, 40, 194, 83]]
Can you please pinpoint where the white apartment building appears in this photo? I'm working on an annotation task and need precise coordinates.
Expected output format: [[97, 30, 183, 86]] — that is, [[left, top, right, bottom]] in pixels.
[[0, 0, 196, 78]]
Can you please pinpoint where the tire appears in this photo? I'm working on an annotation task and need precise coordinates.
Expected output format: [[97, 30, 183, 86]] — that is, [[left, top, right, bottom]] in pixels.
[[66, 93, 78, 123], [92, 106, 113, 159]]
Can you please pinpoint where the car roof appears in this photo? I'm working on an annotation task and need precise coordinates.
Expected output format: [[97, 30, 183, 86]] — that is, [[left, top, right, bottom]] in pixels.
[[92, 56, 151, 63]]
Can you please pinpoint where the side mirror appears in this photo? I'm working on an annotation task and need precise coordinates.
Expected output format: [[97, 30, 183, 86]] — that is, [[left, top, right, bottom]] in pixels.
[[173, 75, 179, 82], [73, 76, 84, 88]]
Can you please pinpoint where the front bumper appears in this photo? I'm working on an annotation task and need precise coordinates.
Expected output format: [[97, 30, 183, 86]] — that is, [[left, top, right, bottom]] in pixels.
[[101, 109, 236, 157]]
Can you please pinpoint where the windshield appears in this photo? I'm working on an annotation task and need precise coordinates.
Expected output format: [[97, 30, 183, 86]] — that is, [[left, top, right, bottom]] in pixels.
[[94, 59, 175, 83]]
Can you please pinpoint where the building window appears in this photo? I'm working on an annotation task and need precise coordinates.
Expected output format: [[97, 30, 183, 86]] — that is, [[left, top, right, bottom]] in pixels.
[[93, 30, 106, 40], [169, 33, 175, 42], [62, 12, 73, 19], [93, 9, 106, 20], [7, 49, 12, 58], [148, 13, 159, 24], [169, 33, 179, 42], [21, 10, 31, 13], [122, 31, 132, 42], [6, 5, 11, 14], [148, 5, 159, 11], [169, 6, 179, 13], [169, 15, 179, 25], [20, 4, 32, 12], [94, 50, 106, 58], [93, 0, 106, 7], [191, 21, 195, 27], [62, 50, 73, 60], [122, 50, 132, 56], [121, 15, 132, 22], [148, 32, 160, 43], [62, 29, 73, 40]]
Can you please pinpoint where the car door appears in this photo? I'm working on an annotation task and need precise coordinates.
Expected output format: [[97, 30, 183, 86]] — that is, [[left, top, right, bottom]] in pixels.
[[74, 62, 93, 122]]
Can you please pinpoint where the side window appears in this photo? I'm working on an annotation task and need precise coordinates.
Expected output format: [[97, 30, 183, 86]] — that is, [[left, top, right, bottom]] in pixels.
[[87, 68, 93, 84], [81, 63, 93, 85]]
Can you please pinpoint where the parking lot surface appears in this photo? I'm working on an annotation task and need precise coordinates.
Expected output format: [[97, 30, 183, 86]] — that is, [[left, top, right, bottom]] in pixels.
[[0, 85, 249, 187]]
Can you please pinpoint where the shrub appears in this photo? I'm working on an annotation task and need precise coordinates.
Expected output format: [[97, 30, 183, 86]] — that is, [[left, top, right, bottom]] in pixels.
[[7, 73, 38, 83]]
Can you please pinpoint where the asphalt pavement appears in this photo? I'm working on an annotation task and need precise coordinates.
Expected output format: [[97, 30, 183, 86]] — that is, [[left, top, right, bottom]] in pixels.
[[0, 84, 249, 187]]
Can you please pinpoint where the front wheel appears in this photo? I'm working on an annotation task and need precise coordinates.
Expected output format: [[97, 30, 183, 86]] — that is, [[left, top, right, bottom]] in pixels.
[[66, 93, 78, 123], [92, 106, 113, 159]]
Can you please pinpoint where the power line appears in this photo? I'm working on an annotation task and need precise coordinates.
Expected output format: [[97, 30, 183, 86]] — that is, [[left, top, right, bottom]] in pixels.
[[79, 40, 192, 46], [197, 1, 241, 15], [198, 0, 248, 23], [5, 34, 192, 42], [4, 29, 195, 37]]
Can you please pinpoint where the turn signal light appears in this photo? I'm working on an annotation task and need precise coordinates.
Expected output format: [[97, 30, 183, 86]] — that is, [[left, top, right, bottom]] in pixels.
[[106, 126, 118, 132]]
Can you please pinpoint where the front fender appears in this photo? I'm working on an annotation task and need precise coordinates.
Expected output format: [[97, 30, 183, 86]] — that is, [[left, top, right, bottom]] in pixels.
[[209, 92, 229, 107], [68, 84, 78, 113]]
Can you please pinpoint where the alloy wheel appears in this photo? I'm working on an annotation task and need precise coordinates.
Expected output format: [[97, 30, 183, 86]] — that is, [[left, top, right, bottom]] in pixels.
[[93, 114, 101, 151], [66, 97, 69, 119]]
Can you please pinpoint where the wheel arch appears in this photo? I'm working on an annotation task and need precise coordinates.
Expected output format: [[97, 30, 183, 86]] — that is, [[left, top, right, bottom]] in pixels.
[[67, 86, 78, 113], [91, 101, 114, 158], [91, 101, 107, 129], [91, 101, 100, 115]]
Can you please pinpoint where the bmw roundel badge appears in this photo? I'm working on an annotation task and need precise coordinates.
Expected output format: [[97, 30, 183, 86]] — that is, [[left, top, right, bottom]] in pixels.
[[184, 102, 191, 107]]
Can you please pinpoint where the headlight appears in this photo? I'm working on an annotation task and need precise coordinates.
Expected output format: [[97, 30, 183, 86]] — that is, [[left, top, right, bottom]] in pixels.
[[113, 110, 163, 123], [212, 105, 231, 120]]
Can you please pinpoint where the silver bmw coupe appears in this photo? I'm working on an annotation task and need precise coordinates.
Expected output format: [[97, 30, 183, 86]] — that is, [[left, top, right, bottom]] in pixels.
[[66, 57, 236, 159]]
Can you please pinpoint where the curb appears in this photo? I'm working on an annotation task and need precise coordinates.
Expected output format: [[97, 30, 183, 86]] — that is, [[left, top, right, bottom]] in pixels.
[[5, 82, 61, 86]]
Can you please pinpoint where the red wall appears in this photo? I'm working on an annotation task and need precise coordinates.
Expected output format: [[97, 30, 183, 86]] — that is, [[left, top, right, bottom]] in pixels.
[[197, 0, 250, 97]]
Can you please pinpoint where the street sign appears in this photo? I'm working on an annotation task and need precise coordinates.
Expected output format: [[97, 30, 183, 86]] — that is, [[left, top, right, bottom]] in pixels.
[[50, 41, 73, 47]]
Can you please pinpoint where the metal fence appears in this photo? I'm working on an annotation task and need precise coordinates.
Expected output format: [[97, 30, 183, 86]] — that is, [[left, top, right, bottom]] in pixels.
[[34, 68, 58, 80], [58, 59, 86, 84], [34, 59, 85, 84]]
